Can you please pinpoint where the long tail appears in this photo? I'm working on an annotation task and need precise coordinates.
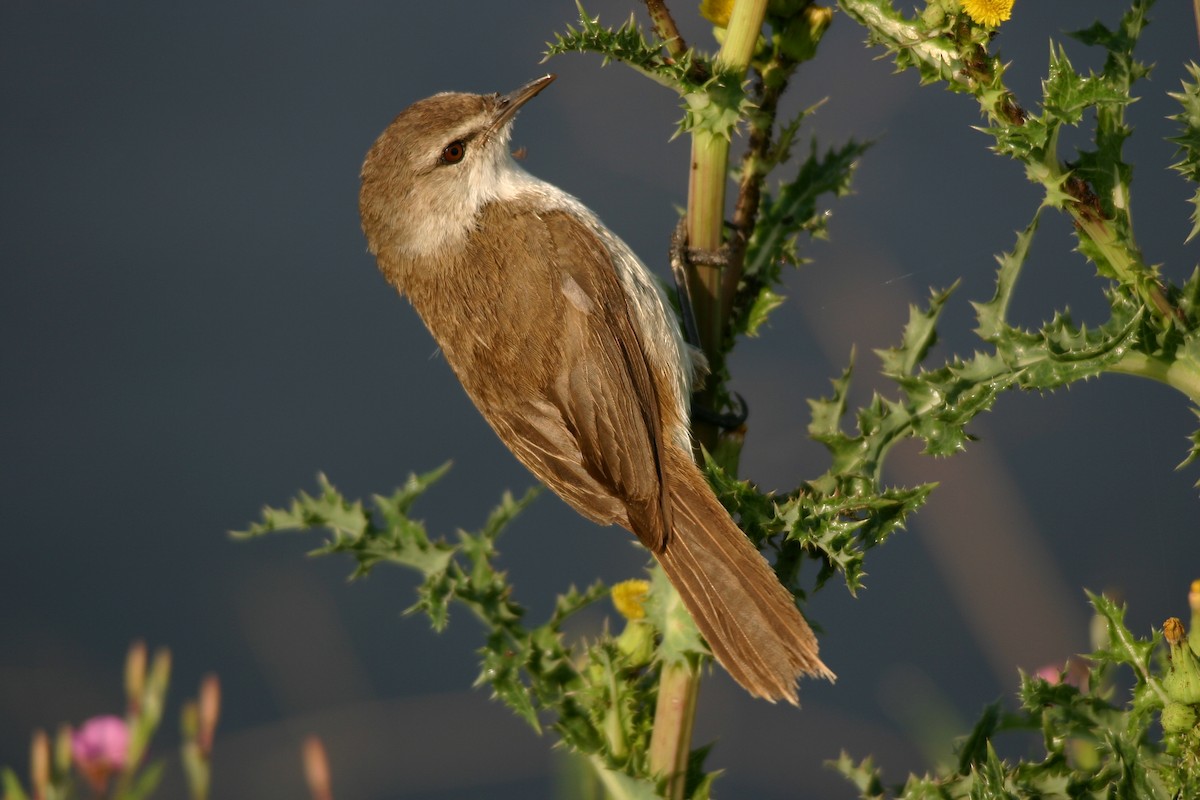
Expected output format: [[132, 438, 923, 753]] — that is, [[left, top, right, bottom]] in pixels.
[[653, 447, 834, 703]]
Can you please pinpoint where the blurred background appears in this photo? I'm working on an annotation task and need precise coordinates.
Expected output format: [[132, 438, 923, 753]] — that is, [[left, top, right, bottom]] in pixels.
[[2, 1, 1197, 797]]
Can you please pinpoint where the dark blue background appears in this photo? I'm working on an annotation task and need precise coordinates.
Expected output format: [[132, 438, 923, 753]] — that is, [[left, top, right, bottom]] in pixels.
[[2, 2, 1197, 797]]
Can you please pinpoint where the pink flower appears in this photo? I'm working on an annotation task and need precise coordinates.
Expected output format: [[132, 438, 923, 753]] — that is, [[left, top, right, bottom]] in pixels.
[[1034, 657, 1089, 690], [72, 715, 129, 792], [1035, 664, 1062, 684]]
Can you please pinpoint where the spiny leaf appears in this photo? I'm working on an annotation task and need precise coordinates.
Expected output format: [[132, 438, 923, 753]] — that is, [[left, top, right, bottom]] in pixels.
[[1169, 63, 1200, 241], [876, 285, 955, 379], [1177, 407, 1200, 478], [544, 2, 703, 93], [645, 565, 705, 663], [807, 356, 853, 445], [680, 67, 752, 140], [746, 138, 870, 279], [1042, 44, 1131, 128], [477, 630, 541, 732], [1086, 590, 1168, 706], [973, 215, 1041, 341], [742, 286, 785, 337], [837, 0, 966, 88]]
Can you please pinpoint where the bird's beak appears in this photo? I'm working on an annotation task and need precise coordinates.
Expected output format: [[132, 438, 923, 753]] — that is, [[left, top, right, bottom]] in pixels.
[[489, 74, 556, 134]]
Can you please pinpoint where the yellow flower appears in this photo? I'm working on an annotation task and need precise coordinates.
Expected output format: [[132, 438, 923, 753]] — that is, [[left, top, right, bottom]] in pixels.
[[700, 0, 735, 28], [961, 0, 1014, 27], [611, 579, 650, 620]]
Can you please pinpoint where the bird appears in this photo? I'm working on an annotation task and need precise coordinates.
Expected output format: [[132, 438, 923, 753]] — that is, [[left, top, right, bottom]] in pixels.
[[357, 73, 832, 703]]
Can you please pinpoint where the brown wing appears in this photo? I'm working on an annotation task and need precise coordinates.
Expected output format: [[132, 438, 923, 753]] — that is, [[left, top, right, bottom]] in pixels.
[[459, 204, 672, 552]]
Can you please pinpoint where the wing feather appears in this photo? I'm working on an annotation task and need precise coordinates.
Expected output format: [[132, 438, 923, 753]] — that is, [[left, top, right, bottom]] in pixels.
[[461, 206, 672, 551]]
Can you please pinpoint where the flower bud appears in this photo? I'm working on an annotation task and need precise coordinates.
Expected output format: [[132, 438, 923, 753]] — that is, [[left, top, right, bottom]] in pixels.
[[1163, 617, 1200, 705], [778, 5, 833, 63], [54, 725, 73, 777], [197, 674, 221, 757], [699, 0, 734, 28], [611, 580, 650, 621], [921, 5, 946, 27], [615, 620, 656, 666], [303, 736, 333, 800], [30, 729, 50, 800], [1162, 701, 1198, 734], [124, 640, 147, 716]]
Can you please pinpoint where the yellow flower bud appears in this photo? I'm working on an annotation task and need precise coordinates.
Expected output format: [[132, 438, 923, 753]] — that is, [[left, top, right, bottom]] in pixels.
[[700, 0, 736, 28], [1165, 616, 1186, 646], [1163, 617, 1200, 705], [611, 579, 650, 620]]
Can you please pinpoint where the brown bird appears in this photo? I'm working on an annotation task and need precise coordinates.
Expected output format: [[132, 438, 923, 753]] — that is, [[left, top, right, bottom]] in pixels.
[[358, 74, 833, 703]]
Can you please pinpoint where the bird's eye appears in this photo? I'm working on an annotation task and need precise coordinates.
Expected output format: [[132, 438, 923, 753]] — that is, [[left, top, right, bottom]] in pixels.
[[440, 140, 466, 165]]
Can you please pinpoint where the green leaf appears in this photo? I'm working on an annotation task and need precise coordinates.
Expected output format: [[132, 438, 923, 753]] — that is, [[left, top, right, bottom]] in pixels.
[[1086, 590, 1168, 707], [544, 2, 704, 93], [828, 751, 885, 798], [807, 356, 853, 445], [1170, 63, 1200, 241], [118, 761, 165, 800], [745, 138, 869, 279], [837, 0, 967, 89], [681, 67, 752, 140], [1177, 408, 1200, 477], [1042, 44, 1130, 128], [956, 702, 1001, 773], [973, 215, 1041, 341], [876, 285, 955, 379], [742, 287, 785, 337], [1, 770, 29, 800], [590, 758, 661, 800], [477, 630, 542, 733], [644, 565, 705, 663]]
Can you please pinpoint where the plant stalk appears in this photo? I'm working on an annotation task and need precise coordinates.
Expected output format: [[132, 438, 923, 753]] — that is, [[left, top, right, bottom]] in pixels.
[[1110, 351, 1200, 405], [644, 0, 688, 61], [685, 0, 768, 364], [1194, 0, 1200, 53], [648, 660, 700, 798], [651, 1, 769, 794]]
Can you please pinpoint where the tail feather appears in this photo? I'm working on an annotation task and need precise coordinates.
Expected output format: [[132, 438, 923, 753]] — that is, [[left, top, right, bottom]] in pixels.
[[653, 448, 834, 703]]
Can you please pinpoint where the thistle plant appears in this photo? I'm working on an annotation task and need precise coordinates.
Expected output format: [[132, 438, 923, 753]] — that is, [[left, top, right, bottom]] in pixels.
[[236, 0, 1200, 797], [1, 643, 220, 800]]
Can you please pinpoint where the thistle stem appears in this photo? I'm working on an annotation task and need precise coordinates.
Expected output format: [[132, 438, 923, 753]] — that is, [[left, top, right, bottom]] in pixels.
[[648, 660, 700, 798], [643, 0, 688, 61], [653, 1, 769, 792], [685, 0, 768, 365], [1194, 0, 1200, 53], [1110, 351, 1200, 405]]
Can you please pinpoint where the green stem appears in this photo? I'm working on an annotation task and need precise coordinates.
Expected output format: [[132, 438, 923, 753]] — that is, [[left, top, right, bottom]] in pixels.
[[685, 0, 768, 363], [1194, 0, 1200, 52], [1073, 214, 1173, 321], [686, 128, 731, 360], [588, 754, 654, 800], [655, 2, 768, 792], [1109, 351, 1200, 405], [717, 0, 768, 68], [647, 660, 700, 799]]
